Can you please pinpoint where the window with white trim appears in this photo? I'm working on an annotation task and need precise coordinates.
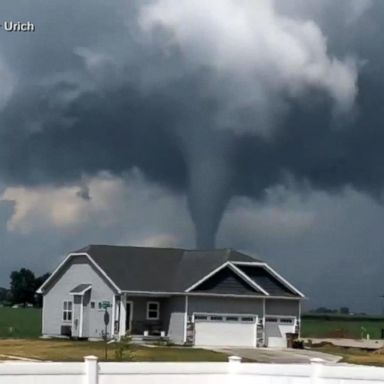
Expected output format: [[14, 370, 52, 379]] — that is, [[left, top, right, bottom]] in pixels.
[[63, 301, 72, 322], [146, 301, 160, 320], [280, 318, 294, 324], [241, 316, 255, 322]]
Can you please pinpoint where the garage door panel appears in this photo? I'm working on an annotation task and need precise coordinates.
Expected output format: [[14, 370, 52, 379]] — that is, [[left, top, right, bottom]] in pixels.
[[194, 314, 257, 347], [279, 324, 295, 337], [265, 317, 296, 348], [265, 322, 281, 337]]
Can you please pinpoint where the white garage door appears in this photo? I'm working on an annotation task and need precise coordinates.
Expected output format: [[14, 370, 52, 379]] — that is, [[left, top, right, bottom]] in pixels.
[[194, 313, 257, 347], [265, 317, 296, 348]]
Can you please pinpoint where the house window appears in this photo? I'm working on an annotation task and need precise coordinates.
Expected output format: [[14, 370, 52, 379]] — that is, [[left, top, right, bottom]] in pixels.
[[280, 318, 294, 324], [241, 316, 255, 322], [63, 301, 72, 322], [146, 301, 160, 320], [90, 302, 95, 309]]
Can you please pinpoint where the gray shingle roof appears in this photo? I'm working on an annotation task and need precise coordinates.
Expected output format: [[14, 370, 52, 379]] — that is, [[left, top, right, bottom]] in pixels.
[[69, 283, 92, 294], [77, 244, 258, 293]]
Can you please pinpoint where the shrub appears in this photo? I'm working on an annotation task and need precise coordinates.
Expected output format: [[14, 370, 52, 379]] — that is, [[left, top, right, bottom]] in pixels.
[[114, 335, 134, 361]]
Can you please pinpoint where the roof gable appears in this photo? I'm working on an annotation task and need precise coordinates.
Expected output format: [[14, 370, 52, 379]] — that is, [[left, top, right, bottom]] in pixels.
[[174, 249, 256, 291], [37, 253, 119, 294], [236, 265, 300, 297], [189, 265, 265, 295]]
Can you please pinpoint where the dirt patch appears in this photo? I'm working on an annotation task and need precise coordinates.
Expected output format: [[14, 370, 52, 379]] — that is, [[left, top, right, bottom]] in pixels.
[[0, 354, 40, 361], [0, 339, 228, 362], [310, 344, 384, 366]]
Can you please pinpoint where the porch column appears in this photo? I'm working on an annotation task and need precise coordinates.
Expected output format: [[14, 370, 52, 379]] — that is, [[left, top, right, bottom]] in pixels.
[[183, 295, 189, 343], [262, 298, 266, 346], [119, 293, 127, 337], [298, 300, 302, 338], [111, 295, 116, 337], [79, 295, 84, 338]]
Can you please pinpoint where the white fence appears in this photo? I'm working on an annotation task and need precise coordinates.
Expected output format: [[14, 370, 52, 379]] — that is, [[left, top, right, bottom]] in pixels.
[[1, 356, 384, 384]]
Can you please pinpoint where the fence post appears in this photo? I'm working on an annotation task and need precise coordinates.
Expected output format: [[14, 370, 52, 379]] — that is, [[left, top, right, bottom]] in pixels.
[[228, 355, 242, 374], [84, 355, 98, 384], [310, 358, 325, 384]]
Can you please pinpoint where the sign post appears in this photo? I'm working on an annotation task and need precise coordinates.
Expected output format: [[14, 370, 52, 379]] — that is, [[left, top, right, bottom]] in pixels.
[[101, 301, 112, 360]]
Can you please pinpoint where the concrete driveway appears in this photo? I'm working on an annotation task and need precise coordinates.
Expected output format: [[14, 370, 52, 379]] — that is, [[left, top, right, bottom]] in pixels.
[[213, 347, 342, 364]]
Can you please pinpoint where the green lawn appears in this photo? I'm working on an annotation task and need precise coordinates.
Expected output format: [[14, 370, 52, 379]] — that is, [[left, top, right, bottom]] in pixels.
[[0, 308, 42, 338], [301, 315, 384, 339], [0, 309, 228, 362]]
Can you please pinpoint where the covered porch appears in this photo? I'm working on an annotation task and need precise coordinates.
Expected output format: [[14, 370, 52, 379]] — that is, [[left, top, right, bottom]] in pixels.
[[112, 294, 172, 340]]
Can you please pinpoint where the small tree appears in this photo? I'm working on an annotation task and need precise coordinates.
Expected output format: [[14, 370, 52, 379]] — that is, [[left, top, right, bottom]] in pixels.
[[9, 268, 36, 306], [114, 335, 134, 361]]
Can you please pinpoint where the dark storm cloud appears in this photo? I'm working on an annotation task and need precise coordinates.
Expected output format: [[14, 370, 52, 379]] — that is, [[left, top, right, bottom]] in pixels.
[[233, 69, 384, 200], [0, 0, 383, 248]]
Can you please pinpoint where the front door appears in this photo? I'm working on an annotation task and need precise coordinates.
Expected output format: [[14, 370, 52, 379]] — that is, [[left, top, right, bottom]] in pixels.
[[72, 295, 82, 337], [125, 301, 133, 333]]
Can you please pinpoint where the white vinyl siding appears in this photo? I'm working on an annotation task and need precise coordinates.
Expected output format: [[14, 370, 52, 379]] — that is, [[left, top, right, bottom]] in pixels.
[[42, 256, 116, 339]]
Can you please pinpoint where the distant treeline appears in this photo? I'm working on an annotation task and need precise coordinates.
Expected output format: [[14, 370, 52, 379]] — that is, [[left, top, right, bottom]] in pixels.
[[0, 268, 50, 307], [303, 313, 384, 322]]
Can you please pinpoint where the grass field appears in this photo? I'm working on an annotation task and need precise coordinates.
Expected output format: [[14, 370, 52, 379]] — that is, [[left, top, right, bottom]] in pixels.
[[0, 339, 228, 362], [0, 308, 384, 339], [301, 315, 384, 339], [1, 308, 384, 340], [0, 308, 41, 338]]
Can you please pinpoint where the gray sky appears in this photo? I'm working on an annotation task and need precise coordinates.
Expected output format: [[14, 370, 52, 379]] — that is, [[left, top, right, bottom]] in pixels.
[[0, 0, 383, 313]]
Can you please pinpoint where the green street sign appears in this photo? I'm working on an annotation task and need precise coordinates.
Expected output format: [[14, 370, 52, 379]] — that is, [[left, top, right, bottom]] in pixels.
[[99, 301, 112, 309]]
